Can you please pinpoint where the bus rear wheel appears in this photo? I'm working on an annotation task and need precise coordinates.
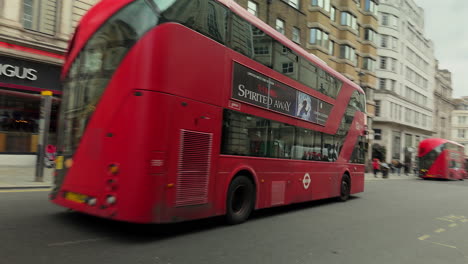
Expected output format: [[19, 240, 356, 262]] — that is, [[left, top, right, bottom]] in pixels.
[[338, 174, 351, 202], [226, 176, 255, 225]]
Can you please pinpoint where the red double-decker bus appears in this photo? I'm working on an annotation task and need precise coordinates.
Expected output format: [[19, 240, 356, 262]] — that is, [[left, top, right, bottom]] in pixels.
[[50, 0, 367, 224], [418, 138, 467, 180]]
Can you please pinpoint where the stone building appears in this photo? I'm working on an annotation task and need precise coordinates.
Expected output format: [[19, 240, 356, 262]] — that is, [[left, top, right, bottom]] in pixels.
[[433, 61, 455, 140], [372, 0, 435, 167], [0, 0, 98, 165]]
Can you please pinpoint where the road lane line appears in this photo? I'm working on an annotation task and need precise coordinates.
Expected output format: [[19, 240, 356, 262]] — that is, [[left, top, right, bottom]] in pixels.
[[418, 235, 430, 241], [427, 241, 457, 249], [434, 228, 445, 233], [461, 219, 468, 223], [449, 223, 457, 228], [437, 217, 455, 222], [0, 188, 51, 193], [48, 238, 106, 247]]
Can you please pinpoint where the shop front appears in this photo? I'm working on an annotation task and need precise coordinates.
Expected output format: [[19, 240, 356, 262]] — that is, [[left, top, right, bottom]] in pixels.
[[0, 54, 61, 165]]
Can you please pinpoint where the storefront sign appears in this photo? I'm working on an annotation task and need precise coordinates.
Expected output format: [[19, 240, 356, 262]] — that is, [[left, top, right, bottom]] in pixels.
[[0, 55, 61, 91], [232, 62, 332, 126], [0, 64, 37, 80]]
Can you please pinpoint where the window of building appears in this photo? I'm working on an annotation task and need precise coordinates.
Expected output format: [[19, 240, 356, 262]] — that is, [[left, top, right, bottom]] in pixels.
[[363, 57, 375, 71], [292, 27, 300, 43], [380, 56, 387, 70], [458, 129, 466, 138], [379, 78, 386, 90], [340, 12, 358, 30], [282, 62, 294, 73], [330, 6, 336, 21], [339, 45, 356, 63], [459, 116, 467, 124], [309, 28, 329, 49], [380, 35, 388, 48], [328, 40, 334, 55], [284, 0, 299, 8], [365, 0, 378, 16], [364, 28, 376, 43], [390, 79, 396, 92], [276, 18, 285, 34], [381, 13, 389, 26], [374, 128, 382, 140], [312, 0, 331, 12], [375, 100, 381, 117], [391, 58, 397, 72], [22, 0, 58, 35], [247, 1, 258, 16]]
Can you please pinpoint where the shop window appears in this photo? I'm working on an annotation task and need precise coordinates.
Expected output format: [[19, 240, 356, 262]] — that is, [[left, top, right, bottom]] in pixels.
[[0, 90, 59, 153]]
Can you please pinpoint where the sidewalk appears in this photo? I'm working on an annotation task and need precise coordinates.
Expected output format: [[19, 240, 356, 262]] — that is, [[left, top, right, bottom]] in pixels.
[[0, 165, 417, 189], [0, 166, 53, 189], [365, 172, 419, 181]]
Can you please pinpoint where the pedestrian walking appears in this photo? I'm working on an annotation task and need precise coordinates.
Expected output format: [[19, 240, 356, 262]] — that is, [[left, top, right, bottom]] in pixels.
[[372, 158, 380, 178], [404, 162, 410, 176], [395, 160, 402, 176]]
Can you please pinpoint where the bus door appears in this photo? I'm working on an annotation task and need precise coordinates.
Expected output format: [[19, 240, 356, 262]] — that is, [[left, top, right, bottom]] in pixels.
[[163, 96, 221, 222]]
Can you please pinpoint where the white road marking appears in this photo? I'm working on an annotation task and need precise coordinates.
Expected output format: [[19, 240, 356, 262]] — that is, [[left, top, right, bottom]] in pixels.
[[48, 238, 106, 247]]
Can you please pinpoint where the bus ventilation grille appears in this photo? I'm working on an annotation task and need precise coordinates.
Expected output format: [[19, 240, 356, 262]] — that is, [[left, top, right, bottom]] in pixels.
[[176, 129, 213, 207]]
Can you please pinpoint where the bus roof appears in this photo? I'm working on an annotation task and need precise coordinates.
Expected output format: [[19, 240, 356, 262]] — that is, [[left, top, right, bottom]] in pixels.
[[419, 138, 464, 156], [220, 0, 364, 94]]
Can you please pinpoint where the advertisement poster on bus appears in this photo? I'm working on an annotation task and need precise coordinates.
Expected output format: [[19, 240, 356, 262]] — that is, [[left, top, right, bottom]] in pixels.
[[296, 91, 315, 122], [232, 62, 332, 125], [232, 63, 296, 115]]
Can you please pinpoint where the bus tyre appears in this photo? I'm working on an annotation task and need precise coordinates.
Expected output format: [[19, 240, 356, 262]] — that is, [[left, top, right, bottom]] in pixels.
[[338, 174, 350, 202], [226, 176, 255, 225]]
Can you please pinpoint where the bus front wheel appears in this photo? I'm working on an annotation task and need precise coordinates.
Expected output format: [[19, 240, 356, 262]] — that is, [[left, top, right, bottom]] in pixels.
[[338, 174, 351, 202], [226, 176, 255, 225]]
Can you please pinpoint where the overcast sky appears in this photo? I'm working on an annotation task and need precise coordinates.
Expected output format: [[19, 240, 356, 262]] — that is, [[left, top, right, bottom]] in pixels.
[[413, 0, 467, 98]]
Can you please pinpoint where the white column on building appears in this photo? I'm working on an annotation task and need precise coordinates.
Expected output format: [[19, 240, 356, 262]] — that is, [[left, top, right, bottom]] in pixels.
[[1, 0, 22, 27], [58, 0, 74, 40]]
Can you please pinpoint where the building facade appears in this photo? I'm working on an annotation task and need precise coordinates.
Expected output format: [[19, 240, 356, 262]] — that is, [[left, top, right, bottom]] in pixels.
[[433, 61, 455, 140], [235, 0, 379, 168], [452, 97, 468, 156], [372, 0, 435, 168], [0, 0, 98, 165]]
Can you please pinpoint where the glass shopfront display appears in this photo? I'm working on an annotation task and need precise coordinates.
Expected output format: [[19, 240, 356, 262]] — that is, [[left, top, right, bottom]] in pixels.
[[0, 89, 59, 153]]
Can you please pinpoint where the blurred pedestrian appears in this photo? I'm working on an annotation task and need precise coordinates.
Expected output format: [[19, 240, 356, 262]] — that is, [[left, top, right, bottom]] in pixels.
[[372, 158, 380, 178], [381, 162, 390, 178], [395, 160, 402, 176], [404, 162, 410, 176]]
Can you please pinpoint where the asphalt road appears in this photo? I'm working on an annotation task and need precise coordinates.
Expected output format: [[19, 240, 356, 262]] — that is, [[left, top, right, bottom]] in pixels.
[[2, 178, 468, 264]]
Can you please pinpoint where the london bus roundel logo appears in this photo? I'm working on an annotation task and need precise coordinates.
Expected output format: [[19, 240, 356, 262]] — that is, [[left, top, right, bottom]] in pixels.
[[303, 173, 311, 190]]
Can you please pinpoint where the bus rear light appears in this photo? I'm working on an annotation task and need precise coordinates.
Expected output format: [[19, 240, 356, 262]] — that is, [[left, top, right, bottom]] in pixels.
[[106, 195, 117, 205], [86, 198, 97, 206], [108, 163, 119, 175]]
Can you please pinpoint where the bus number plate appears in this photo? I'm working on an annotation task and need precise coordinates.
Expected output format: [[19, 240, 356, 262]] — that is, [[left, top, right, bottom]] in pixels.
[[65, 192, 87, 203]]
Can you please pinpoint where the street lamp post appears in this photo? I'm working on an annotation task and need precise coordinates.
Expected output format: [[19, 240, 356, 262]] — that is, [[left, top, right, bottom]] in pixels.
[[35, 91, 53, 182]]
